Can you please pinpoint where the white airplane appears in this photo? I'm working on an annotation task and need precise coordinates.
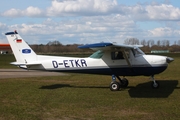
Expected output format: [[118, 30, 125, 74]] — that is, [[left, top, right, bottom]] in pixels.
[[5, 30, 174, 91]]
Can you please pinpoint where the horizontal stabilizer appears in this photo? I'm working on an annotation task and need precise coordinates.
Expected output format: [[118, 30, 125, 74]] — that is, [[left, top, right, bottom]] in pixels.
[[11, 61, 42, 69], [11, 62, 41, 66], [10, 62, 26, 66]]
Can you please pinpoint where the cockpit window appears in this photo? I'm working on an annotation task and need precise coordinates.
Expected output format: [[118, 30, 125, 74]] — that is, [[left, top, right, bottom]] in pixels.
[[89, 50, 104, 58], [111, 51, 124, 60]]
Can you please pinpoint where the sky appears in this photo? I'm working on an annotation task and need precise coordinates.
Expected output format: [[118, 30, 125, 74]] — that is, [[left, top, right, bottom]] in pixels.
[[0, 0, 180, 45]]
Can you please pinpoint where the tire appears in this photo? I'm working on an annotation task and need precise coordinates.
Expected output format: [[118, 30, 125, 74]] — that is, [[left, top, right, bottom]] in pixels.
[[121, 78, 129, 88], [110, 81, 120, 91]]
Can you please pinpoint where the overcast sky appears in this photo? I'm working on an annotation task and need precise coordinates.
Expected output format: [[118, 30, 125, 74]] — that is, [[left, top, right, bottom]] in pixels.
[[0, 0, 180, 45]]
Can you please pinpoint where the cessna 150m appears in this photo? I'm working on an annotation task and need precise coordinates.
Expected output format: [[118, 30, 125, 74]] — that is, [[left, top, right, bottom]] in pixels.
[[5, 31, 174, 91]]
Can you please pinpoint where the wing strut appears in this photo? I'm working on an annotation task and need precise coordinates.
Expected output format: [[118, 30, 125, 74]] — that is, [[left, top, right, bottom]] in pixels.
[[122, 50, 132, 68]]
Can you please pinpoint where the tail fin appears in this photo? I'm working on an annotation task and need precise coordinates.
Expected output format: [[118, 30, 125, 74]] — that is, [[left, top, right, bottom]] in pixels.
[[5, 30, 37, 65]]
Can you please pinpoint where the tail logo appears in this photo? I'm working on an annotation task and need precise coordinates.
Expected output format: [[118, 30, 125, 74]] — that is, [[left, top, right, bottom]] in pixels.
[[22, 49, 31, 54]]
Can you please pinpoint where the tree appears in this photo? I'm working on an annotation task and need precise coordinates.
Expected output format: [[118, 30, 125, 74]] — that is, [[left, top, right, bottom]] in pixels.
[[124, 38, 139, 45], [140, 39, 147, 46], [46, 41, 62, 46]]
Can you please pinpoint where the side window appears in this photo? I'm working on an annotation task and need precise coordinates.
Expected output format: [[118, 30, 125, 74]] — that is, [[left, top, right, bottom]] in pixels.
[[111, 51, 124, 60]]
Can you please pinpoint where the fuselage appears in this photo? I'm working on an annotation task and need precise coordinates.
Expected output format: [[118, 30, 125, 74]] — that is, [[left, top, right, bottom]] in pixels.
[[26, 50, 170, 76]]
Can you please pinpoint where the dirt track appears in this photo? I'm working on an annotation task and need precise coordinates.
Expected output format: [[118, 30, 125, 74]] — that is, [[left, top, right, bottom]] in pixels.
[[0, 69, 67, 79]]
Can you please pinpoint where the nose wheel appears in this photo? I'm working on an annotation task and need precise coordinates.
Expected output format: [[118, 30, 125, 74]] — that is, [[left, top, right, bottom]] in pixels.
[[151, 75, 160, 89]]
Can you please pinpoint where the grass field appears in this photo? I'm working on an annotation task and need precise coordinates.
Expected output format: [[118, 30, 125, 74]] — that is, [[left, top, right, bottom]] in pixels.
[[0, 54, 180, 120]]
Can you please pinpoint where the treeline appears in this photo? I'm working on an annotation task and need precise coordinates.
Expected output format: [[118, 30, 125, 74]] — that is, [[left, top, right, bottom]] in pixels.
[[124, 38, 180, 52], [30, 39, 180, 54], [30, 41, 90, 54]]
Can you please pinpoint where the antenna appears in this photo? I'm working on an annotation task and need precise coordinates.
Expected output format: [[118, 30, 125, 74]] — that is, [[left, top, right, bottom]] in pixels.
[[106, 37, 112, 43], [13, 30, 18, 40]]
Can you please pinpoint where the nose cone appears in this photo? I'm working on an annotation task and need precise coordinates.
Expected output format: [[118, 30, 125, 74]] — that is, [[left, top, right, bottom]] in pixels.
[[166, 57, 174, 63]]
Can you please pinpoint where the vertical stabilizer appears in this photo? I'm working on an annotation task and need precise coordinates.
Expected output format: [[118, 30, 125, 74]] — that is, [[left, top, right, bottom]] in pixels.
[[5, 30, 37, 64]]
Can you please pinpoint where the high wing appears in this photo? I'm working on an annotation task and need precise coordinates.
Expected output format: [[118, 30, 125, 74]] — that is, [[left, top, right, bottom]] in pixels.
[[78, 42, 143, 51], [78, 42, 143, 67]]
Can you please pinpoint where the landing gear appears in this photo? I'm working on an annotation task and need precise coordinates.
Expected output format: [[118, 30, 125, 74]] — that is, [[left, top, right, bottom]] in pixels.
[[110, 81, 120, 91], [121, 78, 129, 88], [109, 75, 129, 91], [151, 81, 159, 88], [116, 76, 129, 88], [109, 75, 160, 91], [151, 75, 160, 89]]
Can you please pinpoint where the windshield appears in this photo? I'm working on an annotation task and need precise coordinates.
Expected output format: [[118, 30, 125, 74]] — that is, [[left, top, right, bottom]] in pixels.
[[133, 48, 145, 57]]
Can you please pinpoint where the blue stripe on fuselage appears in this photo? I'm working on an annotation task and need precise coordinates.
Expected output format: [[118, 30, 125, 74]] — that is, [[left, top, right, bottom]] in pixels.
[[48, 66, 167, 76]]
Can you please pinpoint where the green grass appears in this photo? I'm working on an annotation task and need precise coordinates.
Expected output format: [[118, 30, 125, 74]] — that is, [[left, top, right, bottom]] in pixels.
[[0, 53, 180, 119], [0, 54, 16, 68]]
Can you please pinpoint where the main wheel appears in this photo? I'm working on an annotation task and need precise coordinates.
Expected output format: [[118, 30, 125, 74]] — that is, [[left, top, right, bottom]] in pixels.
[[110, 81, 120, 91], [121, 78, 129, 88], [151, 81, 160, 89]]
